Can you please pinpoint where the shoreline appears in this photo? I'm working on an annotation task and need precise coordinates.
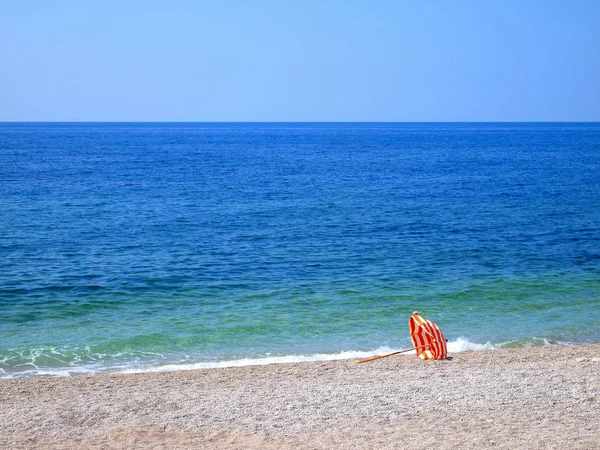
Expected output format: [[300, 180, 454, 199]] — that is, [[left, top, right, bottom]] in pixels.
[[2, 344, 599, 449], [3, 337, 570, 380]]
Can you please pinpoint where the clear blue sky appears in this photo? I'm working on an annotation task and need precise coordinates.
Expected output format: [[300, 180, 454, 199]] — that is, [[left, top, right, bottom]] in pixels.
[[1, 0, 599, 121]]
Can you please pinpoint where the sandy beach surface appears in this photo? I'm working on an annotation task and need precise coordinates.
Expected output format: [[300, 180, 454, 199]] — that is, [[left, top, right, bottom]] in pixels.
[[1, 345, 599, 449]]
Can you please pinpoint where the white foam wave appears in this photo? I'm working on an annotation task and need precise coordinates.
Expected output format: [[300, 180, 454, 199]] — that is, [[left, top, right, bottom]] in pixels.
[[120, 338, 496, 375], [119, 347, 401, 374], [3, 337, 556, 379], [0, 365, 103, 379], [447, 337, 495, 352]]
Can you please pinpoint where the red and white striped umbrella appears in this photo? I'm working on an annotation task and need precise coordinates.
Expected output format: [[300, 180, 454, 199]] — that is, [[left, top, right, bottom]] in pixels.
[[356, 311, 447, 364], [409, 311, 447, 360]]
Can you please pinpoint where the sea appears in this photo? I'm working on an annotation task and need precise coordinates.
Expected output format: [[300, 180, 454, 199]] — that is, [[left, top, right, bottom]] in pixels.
[[1, 122, 599, 379]]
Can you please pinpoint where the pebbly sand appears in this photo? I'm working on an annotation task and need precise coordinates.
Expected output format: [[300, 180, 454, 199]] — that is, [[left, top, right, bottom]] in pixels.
[[1, 345, 599, 449]]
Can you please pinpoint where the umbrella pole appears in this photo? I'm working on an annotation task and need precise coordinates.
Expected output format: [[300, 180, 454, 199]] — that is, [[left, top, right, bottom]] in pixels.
[[355, 343, 430, 364]]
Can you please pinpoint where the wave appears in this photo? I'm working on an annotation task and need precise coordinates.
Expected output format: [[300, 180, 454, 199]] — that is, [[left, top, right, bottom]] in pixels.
[[1, 337, 582, 379], [118, 338, 499, 374]]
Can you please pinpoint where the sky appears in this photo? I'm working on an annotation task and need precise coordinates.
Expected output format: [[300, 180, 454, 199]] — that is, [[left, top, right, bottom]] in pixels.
[[1, 0, 599, 122]]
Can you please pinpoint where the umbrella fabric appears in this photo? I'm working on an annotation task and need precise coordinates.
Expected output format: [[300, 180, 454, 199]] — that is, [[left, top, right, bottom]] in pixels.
[[409, 311, 447, 360]]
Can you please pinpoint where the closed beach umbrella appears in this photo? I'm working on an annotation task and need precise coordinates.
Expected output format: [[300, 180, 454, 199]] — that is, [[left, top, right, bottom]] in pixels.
[[356, 311, 447, 364], [409, 311, 447, 360]]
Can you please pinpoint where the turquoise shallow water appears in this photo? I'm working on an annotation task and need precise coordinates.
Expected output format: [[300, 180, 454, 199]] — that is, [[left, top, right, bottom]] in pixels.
[[1, 122, 599, 377]]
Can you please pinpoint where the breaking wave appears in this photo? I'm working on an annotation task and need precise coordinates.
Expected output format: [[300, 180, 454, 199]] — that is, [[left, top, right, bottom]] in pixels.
[[1, 337, 581, 379]]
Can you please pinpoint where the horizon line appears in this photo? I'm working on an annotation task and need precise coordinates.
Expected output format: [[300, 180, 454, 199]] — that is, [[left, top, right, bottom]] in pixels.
[[1, 121, 599, 124]]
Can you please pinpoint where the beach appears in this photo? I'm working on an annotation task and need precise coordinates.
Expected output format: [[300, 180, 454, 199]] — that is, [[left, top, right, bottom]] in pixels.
[[1, 344, 598, 449]]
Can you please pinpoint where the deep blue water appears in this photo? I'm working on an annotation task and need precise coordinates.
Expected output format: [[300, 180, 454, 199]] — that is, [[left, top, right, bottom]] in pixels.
[[1, 122, 599, 378]]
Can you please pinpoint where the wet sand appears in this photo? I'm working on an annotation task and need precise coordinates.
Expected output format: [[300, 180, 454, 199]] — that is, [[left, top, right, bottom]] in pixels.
[[1, 344, 599, 449]]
